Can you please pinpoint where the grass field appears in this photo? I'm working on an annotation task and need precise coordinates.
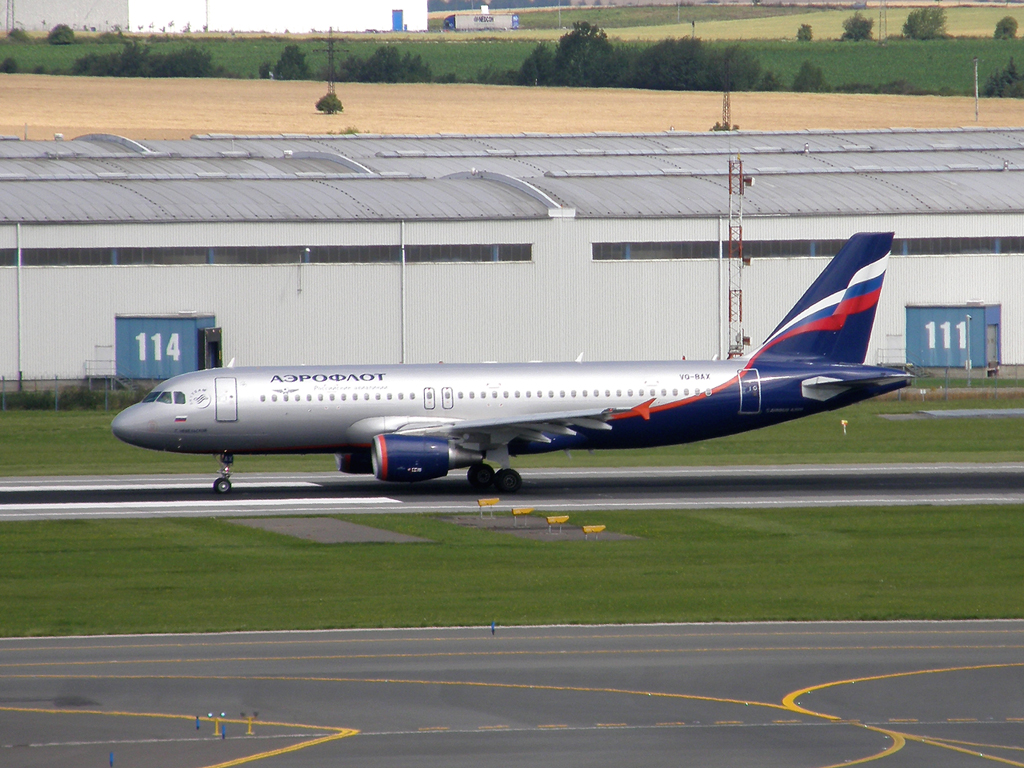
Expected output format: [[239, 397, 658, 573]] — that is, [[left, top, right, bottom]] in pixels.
[[2, 395, 1023, 477], [1, 505, 1021, 637]]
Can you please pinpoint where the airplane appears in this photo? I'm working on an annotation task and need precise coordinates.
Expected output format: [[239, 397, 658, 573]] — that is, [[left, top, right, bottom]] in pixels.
[[112, 232, 910, 494]]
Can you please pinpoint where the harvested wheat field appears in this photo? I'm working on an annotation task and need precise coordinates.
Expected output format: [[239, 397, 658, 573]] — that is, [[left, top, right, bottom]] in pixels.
[[1, 74, 1021, 139]]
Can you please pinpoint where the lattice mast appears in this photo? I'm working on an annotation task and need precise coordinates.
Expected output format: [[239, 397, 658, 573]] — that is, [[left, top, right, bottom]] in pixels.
[[727, 156, 750, 359]]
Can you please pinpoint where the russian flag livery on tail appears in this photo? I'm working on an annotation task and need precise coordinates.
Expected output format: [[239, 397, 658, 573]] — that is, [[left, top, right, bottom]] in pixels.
[[752, 232, 892, 365], [112, 233, 910, 494]]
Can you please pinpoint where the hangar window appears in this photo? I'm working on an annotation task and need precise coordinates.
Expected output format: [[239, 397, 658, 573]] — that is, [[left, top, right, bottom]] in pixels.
[[593, 242, 717, 260], [594, 238, 1024, 261]]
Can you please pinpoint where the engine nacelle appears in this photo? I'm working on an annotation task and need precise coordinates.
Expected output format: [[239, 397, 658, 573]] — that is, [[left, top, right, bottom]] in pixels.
[[371, 434, 483, 483], [335, 451, 373, 475]]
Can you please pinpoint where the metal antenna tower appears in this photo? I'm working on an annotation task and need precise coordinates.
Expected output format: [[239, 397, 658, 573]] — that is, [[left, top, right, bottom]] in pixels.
[[878, 0, 887, 45], [327, 27, 336, 95], [727, 156, 750, 359]]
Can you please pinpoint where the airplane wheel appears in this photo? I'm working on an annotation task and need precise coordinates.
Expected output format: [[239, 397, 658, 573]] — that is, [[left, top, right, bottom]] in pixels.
[[213, 477, 232, 494], [467, 463, 495, 490], [493, 468, 522, 493]]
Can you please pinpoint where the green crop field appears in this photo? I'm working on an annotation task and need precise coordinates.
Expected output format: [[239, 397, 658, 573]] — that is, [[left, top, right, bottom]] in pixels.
[[1, 505, 1021, 637]]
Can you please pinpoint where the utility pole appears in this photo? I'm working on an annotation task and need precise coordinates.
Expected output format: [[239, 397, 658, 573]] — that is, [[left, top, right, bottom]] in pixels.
[[727, 156, 750, 359], [973, 57, 979, 122]]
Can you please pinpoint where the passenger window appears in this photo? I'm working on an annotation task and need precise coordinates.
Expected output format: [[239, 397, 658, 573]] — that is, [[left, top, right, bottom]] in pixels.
[[307, 394, 312, 402], [503, 391, 509, 398], [560, 391, 565, 398], [685, 389, 690, 396], [365, 393, 370, 400], [399, 392, 405, 400], [173, 391, 186, 404], [272, 394, 278, 402], [260, 395, 266, 402], [491, 391, 497, 399], [526, 391, 531, 398], [318, 394, 323, 401], [411, 393, 416, 399], [340, 394, 346, 401], [581, 390, 587, 397], [330, 393, 335, 401], [457, 392, 462, 399], [550, 391, 555, 398], [673, 389, 678, 396], [616, 390, 622, 397], [469, 392, 475, 399], [387, 393, 392, 400], [628, 389, 633, 397], [514, 391, 520, 398]]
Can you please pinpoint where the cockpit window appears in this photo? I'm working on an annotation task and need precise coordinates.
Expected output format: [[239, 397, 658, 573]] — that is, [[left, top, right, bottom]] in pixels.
[[142, 390, 161, 403], [156, 391, 173, 404], [173, 391, 186, 404]]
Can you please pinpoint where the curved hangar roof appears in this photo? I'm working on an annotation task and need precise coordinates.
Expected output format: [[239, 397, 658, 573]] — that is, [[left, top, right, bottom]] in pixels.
[[0, 128, 1023, 224]]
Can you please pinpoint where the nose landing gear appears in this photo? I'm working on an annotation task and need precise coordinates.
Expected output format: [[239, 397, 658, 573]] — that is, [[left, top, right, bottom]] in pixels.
[[213, 452, 234, 494]]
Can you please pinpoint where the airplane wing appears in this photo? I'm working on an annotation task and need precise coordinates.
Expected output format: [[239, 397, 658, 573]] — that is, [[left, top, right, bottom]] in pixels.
[[393, 406, 628, 451]]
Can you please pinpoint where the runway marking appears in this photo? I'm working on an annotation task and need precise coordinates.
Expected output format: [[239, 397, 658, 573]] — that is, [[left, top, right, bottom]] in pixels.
[[0, 705, 359, 767], [596, 722, 627, 727], [0, 481, 324, 493], [783, 663, 1024, 766], [948, 717, 979, 722], [538, 724, 568, 728], [5, 626, 1022, 654], [418, 726, 449, 731], [888, 718, 918, 723], [6, 644, 1024, 669], [0, 497, 395, 514], [477, 725, 509, 730]]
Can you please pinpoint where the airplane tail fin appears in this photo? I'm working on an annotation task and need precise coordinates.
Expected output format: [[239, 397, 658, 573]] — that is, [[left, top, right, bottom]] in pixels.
[[751, 232, 894, 365]]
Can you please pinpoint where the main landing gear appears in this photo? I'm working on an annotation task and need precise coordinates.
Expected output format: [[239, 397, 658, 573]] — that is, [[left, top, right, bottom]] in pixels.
[[466, 463, 522, 493], [213, 452, 233, 494]]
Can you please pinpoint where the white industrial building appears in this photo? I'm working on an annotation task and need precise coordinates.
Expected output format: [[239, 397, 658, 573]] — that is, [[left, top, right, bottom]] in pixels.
[[4, 0, 427, 33], [1, 127, 1022, 385]]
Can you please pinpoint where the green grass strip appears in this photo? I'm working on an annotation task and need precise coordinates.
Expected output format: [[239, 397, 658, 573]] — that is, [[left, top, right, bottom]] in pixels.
[[1, 506, 1021, 638], [2, 396, 1022, 476]]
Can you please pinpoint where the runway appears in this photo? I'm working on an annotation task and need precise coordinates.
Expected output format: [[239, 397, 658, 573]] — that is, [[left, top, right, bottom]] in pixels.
[[2, 621, 1022, 767], [0, 463, 1022, 520]]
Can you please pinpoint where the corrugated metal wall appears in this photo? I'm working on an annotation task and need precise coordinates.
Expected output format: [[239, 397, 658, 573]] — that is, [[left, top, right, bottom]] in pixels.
[[2, 212, 1022, 380]]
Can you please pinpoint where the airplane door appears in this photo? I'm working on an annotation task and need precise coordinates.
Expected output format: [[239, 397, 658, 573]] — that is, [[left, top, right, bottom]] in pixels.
[[424, 387, 436, 410], [738, 368, 761, 414], [215, 376, 238, 422], [441, 387, 454, 410]]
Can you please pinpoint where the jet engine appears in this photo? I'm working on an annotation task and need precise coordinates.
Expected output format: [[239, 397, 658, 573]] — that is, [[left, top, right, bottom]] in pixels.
[[335, 452, 373, 475], [371, 434, 483, 483]]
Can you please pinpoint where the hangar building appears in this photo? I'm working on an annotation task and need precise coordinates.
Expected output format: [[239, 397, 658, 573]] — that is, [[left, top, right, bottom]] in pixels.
[[5, 0, 427, 34], [1, 127, 1022, 385]]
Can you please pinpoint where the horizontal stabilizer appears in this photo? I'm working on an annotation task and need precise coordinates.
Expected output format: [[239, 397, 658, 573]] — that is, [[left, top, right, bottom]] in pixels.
[[801, 371, 912, 401]]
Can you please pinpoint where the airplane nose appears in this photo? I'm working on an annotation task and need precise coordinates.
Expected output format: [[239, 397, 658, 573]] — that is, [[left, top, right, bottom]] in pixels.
[[111, 406, 152, 447]]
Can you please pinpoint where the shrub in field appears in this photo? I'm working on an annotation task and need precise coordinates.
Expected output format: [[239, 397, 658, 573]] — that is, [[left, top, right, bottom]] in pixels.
[[841, 13, 873, 42], [792, 60, 828, 92], [708, 44, 761, 91], [552, 21, 621, 87], [758, 70, 782, 91], [258, 61, 272, 79], [797, 24, 812, 42], [1, 57, 17, 73], [516, 43, 557, 86], [273, 44, 310, 80], [983, 58, 1024, 98], [903, 8, 946, 40], [73, 42, 213, 77], [47, 24, 75, 45], [341, 46, 431, 83], [7, 28, 31, 43], [630, 37, 710, 90], [316, 92, 344, 114], [994, 16, 1018, 40]]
